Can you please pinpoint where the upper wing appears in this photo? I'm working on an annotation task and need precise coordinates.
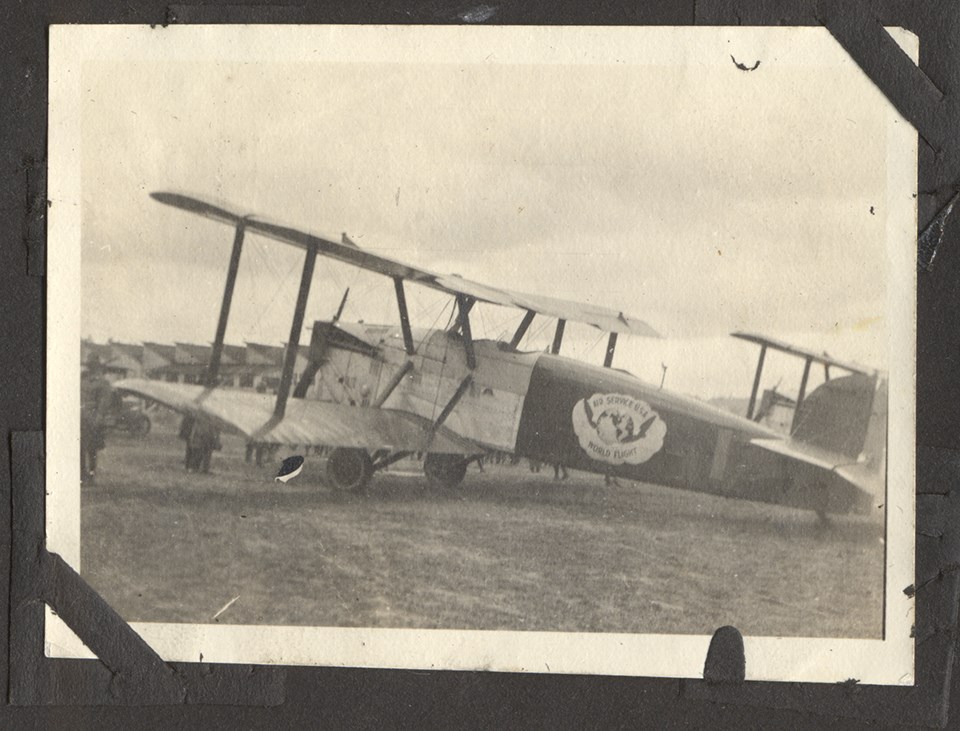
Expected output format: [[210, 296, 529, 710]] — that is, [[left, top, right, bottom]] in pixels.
[[151, 191, 660, 337], [732, 331, 876, 375], [116, 378, 481, 455]]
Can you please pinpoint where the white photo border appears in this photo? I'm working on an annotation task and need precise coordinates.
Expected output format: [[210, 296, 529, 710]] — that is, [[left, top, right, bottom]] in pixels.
[[46, 24, 917, 684]]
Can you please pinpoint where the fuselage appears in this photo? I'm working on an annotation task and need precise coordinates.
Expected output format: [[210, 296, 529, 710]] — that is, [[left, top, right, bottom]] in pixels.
[[312, 322, 773, 444], [308, 321, 879, 515]]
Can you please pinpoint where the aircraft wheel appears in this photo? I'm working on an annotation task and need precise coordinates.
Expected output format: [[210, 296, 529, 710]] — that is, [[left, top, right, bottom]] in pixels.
[[326, 448, 373, 493], [424, 453, 467, 489]]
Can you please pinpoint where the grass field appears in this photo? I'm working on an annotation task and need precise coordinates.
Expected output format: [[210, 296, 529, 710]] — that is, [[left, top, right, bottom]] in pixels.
[[80, 415, 885, 638]]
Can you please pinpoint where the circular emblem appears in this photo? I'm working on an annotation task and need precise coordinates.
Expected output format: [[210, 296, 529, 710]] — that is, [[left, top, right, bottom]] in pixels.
[[571, 393, 667, 465]]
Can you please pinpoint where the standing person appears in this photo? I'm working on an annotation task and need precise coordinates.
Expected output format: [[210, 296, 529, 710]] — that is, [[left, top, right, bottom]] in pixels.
[[80, 355, 113, 484], [549, 445, 569, 482], [179, 415, 197, 470], [189, 418, 221, 474], [245, 440, 269, 467]]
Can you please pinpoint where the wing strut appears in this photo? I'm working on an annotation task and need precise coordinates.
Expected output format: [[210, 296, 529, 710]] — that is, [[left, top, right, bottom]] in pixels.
[[551, 319, 566, 355], [508, 310, 536, 349], [372, 361, 413, 408], [790, 356, 813, 434], [393, 277, 415, 356], [292, 360, 321, 399], [433, 375, 473, 431], [292, 286, 349, 399], [370, 363, 461, 471], [456, 295, 476, 370], [333, 287, 350, 322], [603, 332, 618, 368], [206, 221, 246, 386], [746, 344, 767, 420], [274, 244, 318, 420]]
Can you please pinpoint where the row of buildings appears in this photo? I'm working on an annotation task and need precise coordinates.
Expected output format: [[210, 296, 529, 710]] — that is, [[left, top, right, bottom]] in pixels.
[[81, 338, 314, 393]]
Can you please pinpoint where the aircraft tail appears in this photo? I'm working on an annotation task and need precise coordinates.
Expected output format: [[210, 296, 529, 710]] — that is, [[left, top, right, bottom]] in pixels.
[[734, 332, 887, 514], [792, 372, 886, 467], [750, 374, 886, 513]]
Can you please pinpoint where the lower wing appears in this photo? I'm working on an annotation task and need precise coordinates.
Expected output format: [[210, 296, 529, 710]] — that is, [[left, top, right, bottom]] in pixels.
[[115, 378, 481, 455]]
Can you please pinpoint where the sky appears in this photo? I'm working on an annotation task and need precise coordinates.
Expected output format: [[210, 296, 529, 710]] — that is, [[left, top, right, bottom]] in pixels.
[[78, 28, 909, 401]]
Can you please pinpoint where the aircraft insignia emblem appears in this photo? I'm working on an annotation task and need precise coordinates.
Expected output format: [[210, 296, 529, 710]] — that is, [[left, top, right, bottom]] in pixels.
[[572, 393, 667, 465]]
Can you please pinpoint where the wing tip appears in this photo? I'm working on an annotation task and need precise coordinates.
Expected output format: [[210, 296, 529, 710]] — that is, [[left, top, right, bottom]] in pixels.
[[150, 190, 244, 223]]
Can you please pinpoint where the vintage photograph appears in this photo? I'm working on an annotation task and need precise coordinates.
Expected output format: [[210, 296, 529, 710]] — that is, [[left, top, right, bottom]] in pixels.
[[47, 25, 916, 682]]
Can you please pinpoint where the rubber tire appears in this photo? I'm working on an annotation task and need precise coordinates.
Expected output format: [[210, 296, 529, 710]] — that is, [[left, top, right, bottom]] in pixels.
[[326, 448, 373, 493], [424, 453, 467, 489]]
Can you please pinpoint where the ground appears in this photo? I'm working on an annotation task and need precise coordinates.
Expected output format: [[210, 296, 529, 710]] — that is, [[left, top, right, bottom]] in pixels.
[[80, 414, 885, 638]]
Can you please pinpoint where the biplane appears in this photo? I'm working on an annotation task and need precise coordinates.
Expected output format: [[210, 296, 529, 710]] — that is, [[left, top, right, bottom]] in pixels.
[[114, 192, 886, 518]]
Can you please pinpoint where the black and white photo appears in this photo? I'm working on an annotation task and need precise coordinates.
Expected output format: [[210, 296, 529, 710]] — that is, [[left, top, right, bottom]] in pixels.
[[47, 25, 917, 683]]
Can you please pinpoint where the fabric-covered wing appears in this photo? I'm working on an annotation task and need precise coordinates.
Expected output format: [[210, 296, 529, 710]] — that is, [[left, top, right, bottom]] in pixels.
[[432, 275, 659, 337], [115, 379, 481, 455], [732, 332, 874, 375], [151, 191, 659, 337]]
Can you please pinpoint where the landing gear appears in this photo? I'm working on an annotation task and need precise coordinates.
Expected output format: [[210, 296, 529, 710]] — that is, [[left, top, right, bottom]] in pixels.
[[326, 448, 373, 493], [424, 453, 467, 489]]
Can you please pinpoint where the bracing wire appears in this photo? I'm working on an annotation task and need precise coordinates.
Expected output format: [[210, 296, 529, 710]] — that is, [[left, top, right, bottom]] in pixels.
[[520, 315, 553, 350], [583, 331, 607, 358], [416, 298, 453, 352], [476, 304, 488, 339], [246, 240, 304, 342]]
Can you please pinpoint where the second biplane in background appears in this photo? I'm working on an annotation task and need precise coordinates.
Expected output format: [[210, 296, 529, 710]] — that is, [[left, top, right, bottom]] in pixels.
[[116, 192, 886, 520]]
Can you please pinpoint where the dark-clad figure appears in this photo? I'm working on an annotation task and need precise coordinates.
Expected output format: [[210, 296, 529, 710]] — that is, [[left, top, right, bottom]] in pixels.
[[179, 415, 197, 470], [550, 446, 568, 482], [188, 418, 221, 473], [245, 440, 267, 466], [80, 356, 113, 484]]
